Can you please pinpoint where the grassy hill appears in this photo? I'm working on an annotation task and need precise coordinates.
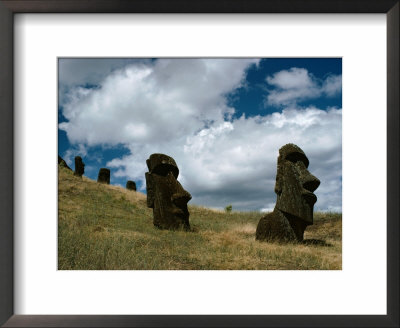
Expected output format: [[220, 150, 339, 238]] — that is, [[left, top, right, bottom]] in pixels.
[[58, 166, 342, 270]]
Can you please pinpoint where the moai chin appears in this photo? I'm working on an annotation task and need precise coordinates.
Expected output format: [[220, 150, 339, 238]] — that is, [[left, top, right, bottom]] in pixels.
[[145, 153, 192, 230], [97, 168, 110, 184], [74, 156, 85, 177], [256, 144, 320, 242], [126, 180, 136, 191]]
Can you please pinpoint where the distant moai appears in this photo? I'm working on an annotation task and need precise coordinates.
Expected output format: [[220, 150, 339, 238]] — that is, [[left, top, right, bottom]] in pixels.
[[97, 168, 110, 184], [145, 153, 191, 230], [58, 155, 71, 171], [126, 180, 136, 191], [74, 156, 85, 177], [256, 144, 320, 242]]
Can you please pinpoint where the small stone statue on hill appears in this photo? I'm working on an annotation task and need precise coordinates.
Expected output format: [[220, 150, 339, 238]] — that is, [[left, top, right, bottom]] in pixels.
[[145, 153, 192, 230], [256, 144, 320, 242], [126, 180, 136, 191], [97, 168, 110, 184], [74, 156, 85, 177]]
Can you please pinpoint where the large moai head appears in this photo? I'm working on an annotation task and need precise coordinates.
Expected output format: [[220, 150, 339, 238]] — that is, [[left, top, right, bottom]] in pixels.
[[126, 180, 136, 191], [74, 156, 85, 177], [97, 168, 110, 184], [145, 153, 191, 230], [274, 144, 320, 225]]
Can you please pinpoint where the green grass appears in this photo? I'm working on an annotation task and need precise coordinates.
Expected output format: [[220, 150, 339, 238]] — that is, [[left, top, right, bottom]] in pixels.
[[58, 166, 342, 270]]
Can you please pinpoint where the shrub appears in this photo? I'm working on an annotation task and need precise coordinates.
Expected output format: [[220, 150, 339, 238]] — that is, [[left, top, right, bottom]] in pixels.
[[225, 205, 232, 213]]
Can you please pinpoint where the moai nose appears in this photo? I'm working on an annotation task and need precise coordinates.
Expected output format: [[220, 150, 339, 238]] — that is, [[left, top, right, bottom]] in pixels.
[[303, 174, 320, 192], [171, 191, 192, 207]]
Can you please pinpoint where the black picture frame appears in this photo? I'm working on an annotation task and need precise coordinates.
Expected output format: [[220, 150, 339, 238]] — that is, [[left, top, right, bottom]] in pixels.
[[0, 1, 398, 327]]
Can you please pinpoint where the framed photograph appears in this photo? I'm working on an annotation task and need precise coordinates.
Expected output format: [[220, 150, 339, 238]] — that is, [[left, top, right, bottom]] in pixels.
[[1, 1, 398, 327], [57, 56, 343, 271]]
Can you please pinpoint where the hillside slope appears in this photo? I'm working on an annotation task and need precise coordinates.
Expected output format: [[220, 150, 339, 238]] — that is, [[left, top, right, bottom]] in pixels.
[[58, 166, 342, 270]]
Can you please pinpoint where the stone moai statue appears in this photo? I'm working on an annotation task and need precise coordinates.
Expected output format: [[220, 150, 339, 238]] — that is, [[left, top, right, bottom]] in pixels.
[[126, 180, 136, 191], [256, 144, 320, 242], [145, 153, 192, 230], [97, 168, 110, 184], [74, 156, 85, 177]]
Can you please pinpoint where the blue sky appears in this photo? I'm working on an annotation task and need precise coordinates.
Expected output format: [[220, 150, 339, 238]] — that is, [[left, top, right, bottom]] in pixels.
[[58, 58, 342, 212]]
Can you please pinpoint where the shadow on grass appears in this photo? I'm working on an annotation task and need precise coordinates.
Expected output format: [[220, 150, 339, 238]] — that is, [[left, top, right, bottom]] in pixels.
[[302, 239, 332, 247]]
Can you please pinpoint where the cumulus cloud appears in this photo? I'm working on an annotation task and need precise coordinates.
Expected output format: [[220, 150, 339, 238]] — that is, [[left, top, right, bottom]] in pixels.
[[59, 59, 341, 212], [322, 74, 342, 96], [59, 59, 259, 145], [265, 67, 342, 106], [58, 58, 150, 106]]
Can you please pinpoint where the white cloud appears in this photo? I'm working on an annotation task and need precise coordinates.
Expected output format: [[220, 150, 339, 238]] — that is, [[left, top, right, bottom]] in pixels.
[[265, 67, 341, 106], [322, 74, 342, 96], [58, 58, 150, 106], [267, 67, 315, 89], [59, 59, 259, 146], [59, 60, 341, 212]]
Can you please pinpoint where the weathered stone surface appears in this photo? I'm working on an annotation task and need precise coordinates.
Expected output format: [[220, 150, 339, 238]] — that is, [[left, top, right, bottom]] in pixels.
[[145, 153, 191, 230], [74, 156, 85, 177], [126, 180, 136, 191], [58, 155, 71, 171], [97, 168, 110, 184], [256, 143, 320, 242]]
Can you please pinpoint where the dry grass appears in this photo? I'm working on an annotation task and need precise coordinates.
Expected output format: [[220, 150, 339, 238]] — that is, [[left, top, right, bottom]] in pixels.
[[58, 166, 342, 270]]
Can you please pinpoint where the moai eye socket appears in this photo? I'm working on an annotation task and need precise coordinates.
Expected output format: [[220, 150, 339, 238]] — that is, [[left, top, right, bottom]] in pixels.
[[152, 164, 177, 177], [285, 152, 309, 168]]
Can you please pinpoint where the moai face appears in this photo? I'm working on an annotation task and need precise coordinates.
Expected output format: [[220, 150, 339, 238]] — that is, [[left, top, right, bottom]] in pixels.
[[274, 144, 320, 224], [145, 154, 191, 230], [74, 156, 85, 177]]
